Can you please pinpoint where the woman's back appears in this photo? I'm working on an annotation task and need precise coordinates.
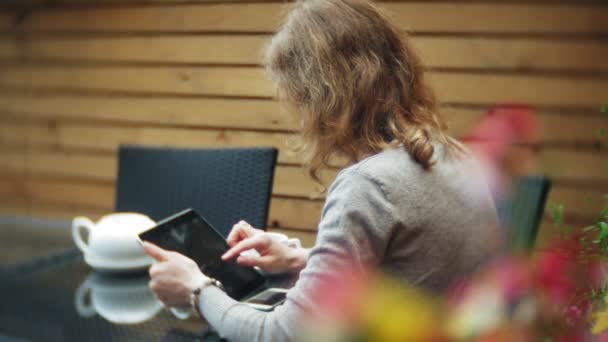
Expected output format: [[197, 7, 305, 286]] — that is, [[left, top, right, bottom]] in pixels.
[[340, 145, 500, 291]]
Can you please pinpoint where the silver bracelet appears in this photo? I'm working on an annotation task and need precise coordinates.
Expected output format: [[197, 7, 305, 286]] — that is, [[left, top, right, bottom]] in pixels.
[[190, 277, 223, 318]]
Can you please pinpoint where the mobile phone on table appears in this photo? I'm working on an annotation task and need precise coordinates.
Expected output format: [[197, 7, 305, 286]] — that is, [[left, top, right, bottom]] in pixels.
[[138, 208, 287, 311]]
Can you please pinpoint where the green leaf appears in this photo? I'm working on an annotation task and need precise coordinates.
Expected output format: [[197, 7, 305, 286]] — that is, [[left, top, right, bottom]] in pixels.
[[586, 196, 592, 203], [597, 222, 608, 241], [600, 206, 608, 221], [549, 203, 565, 227], [599, 128, 607, 137], [602, 104, 608, 113]]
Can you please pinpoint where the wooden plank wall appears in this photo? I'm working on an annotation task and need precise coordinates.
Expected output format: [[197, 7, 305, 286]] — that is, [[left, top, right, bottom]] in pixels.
[[0, 1, 607, 247]]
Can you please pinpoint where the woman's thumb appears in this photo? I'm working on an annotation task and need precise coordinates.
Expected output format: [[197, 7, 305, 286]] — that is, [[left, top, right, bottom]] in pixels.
[[142, 241, 169, 262]]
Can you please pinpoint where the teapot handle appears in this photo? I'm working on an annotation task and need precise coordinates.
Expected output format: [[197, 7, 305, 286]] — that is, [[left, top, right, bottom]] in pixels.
[[72, 217, 95, 254], [75, 279, 96, 318]]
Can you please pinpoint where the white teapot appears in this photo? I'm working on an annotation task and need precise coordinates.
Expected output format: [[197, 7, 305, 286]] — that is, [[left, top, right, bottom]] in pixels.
[[72, 213, 156, 272]]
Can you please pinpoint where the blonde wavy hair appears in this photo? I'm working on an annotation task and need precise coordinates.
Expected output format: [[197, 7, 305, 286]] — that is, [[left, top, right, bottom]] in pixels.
[[265, 0, 461, 183]]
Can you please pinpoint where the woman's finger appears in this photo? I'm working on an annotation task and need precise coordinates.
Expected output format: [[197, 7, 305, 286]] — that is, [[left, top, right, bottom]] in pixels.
[[221, 235, 270, 261], [226, 221, 254, 247]]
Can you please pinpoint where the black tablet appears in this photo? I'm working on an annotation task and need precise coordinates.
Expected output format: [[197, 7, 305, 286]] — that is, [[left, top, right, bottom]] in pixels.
[[138, 208, 267, 300]]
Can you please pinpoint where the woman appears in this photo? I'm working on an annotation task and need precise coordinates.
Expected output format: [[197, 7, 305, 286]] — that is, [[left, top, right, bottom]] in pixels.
[[143, 0, 500, 340]]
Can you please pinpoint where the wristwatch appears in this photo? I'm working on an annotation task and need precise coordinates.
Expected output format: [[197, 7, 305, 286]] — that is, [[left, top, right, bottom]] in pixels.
[[190, 277, 223, 318]]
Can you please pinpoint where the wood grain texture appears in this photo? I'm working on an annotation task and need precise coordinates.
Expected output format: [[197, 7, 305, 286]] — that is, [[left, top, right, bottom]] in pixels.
[[0, 12, 14, 31], [2, 35, 607, 72], [12, 3, 608, 33], [0, 95, 606, 145], [0, 65, 606, 106], [0, 65, 274, 97], [0, 94, 293, 131]]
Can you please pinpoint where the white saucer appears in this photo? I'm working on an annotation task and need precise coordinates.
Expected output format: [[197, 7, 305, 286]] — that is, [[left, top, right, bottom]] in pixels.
[[84, 253, 153, 272]]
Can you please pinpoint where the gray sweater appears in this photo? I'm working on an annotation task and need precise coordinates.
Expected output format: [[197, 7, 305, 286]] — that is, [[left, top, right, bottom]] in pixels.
[[198, 144, 500, 341]]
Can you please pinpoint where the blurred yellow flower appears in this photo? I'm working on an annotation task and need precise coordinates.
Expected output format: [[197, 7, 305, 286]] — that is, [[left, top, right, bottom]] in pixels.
[[592, 299, 608, 335], [357, 276, 439, 341], [446, 284, 505, 339]]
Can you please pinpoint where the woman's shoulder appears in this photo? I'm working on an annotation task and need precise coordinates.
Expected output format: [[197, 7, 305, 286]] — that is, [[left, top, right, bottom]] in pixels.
[[337, 147, 423, 185], [329, 142, 474, 200]]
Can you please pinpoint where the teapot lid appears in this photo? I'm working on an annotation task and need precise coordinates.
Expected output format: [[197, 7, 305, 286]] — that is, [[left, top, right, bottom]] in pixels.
[[96, 213, 156, 234]]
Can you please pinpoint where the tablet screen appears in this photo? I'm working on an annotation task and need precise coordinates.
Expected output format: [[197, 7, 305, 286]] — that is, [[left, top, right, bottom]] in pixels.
[[139, 209, 266, 300]]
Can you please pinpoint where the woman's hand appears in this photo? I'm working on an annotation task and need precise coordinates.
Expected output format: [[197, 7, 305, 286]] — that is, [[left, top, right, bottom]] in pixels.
[[143, 241, 207, 308], [222, 221, 308, 274]]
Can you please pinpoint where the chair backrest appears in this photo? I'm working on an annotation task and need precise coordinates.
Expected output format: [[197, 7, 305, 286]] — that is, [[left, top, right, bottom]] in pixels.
[[495, 175, 552, 251], [115, 146, 278, 237]]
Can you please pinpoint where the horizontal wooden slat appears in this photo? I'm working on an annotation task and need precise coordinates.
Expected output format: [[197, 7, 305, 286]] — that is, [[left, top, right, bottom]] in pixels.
[[268, 197, 323, 231], [0, 197, 29, 216], [0, 35, 269, 65], [430, 73, 608, 107], [1, 119, 606, 183], [0, 198, 30, 222], [20, 3, 280, 33], [0, 66, 273, 97], [414, 37, 608, 72], [0, 94, 605, 144], [13, 3, 608, 34], [268, 228, 316, 248], [0, 175, 23, 198], [2, 36, 607, 72], [0, 65, 606, 106], [545, 185, 607, 221], [442, 107, 607, 145], [0, 119, 300, 163], [0, 150, 116, 181], [0, 94, 292, 131], [29, 178, 114, 208], [0, 12, 14, 31], [384, 3, 608, 34], [539, 150, 608, 184]]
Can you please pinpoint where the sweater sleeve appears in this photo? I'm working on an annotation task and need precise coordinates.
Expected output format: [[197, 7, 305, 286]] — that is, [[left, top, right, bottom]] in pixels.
[[197, 169, 398, 341]]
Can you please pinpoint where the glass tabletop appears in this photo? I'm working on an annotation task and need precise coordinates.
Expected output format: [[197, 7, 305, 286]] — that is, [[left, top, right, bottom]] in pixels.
[[0, 219, 287, 342]]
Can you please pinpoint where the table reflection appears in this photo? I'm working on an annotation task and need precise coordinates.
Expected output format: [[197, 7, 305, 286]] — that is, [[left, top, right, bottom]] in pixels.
[[75, 272, 163, 325]]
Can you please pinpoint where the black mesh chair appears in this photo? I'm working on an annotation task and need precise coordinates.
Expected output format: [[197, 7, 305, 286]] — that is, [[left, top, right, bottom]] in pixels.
[[495, 175, 552, 251], [114, 146, 278, 237]]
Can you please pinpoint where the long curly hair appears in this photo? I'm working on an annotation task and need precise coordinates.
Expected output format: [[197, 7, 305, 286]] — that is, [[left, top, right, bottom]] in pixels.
[[265, 0, 462, 183]]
